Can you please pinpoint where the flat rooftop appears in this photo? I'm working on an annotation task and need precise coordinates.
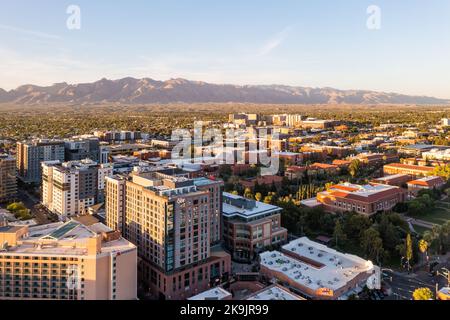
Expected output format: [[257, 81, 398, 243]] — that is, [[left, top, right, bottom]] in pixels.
[[323, 182, 399, 197], [188, 287, 231, 300], [1, 221, 135, 256], [373, 174, 410, 181], [260, 237, 376, 292], [384, 163, 435, 172], [246, 285, 305, 301], [222, 192, 281, 219]]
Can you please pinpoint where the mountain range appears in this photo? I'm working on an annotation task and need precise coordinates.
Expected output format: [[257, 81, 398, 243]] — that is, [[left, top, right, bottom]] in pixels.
[[0, 77, 448, 105]]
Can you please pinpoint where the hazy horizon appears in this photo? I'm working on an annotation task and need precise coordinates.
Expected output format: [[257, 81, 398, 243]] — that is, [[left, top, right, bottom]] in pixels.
[[1, 76, 449, 101]]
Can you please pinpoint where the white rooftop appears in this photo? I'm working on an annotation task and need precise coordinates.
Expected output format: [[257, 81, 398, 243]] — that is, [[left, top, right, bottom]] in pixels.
[[1, 220, 135, 257], [247, 285, 304, 300], [260, 237, 376, 292], [409, 175, 443, 182], [324, 182, 398, 197], [374, 174, 410, 181], [222, 192, 281, 219], [188, 287, 231, 300]]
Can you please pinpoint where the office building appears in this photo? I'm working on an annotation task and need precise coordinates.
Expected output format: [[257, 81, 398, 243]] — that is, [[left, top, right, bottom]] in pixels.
[[0, 220, 137, 300], [105, 172, 231, 300], [222, 192, 287, 262], [193, 177, 224, 245], [0, 154, 17, 203], [16, 140, 65, 183], [64, 136, 100, 162]]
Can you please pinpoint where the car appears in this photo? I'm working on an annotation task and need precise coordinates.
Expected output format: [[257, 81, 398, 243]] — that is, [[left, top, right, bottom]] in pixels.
[[376, 291, 385, 299], [429, 262, 439, 271]]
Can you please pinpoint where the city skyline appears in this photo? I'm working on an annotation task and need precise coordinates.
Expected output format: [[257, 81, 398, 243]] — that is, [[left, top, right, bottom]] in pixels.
[[0, 1, 449, 98]]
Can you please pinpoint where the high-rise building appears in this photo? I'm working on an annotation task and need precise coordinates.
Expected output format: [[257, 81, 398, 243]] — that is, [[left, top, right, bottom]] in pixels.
[[0, 220, 137, 300], [105, 172, 231, 300], [42, 159, 113, 219], [16, 140, 65, 183], [192, 177, 224, 245], [64, 136, 100, 162], [222, 192, 288, 262], [105, 175, 127, 234], [0, 154, 17, 203], [99, 145, 110, 164]]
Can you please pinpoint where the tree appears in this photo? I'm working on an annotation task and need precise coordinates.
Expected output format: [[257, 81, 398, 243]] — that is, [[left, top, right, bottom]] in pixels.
[[406, 233, 413, 270], [263, 192, 276, 204], [343, 212, 371, 240], [431, 164, 450, 180], [361, 227, 384, 263], [418, 239, 429, 266], [377, 214, 401, 251], [412, 287, 433, 300], [255, 192, 262, 202], [244, 188, 253, 199], [7, 202, 27, 213], [333, 220, 347, 249], [418, 239, 428, 254], [348, 159, 361, 178]]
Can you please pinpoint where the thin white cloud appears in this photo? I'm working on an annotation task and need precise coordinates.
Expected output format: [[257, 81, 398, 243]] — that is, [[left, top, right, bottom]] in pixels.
[[257, 26, 293, 57], [0, 24, 61, 40]]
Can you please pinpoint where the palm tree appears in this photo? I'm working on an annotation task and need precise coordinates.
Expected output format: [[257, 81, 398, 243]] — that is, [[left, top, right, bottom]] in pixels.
[[418, 239, 429, 268]]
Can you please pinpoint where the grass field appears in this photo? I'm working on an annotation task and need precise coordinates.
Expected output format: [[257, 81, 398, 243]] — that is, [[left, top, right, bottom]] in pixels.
[[412, 225, 430, 236], [411, 198, 450, 226]]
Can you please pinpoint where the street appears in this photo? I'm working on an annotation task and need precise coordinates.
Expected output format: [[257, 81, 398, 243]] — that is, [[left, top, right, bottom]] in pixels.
[[383, 257, 450, 300]]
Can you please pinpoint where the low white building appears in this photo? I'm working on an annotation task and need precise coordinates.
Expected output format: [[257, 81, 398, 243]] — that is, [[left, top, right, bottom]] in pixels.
[[260, 237, 380, 300]]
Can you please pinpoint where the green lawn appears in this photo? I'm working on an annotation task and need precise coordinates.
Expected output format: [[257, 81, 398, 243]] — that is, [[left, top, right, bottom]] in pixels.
[[411, 200, 450, 225]]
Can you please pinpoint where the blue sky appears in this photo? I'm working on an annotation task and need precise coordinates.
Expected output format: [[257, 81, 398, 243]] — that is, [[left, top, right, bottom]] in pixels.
[[0, 0, 449, 98]]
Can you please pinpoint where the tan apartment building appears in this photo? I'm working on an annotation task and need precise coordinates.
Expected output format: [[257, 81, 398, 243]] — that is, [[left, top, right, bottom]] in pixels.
[[0, 154, 17, 203], [0, 220, 137, 300]]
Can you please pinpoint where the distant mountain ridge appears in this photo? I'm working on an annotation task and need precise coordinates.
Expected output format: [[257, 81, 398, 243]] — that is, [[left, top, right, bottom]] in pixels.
[[0, 77, 448, 105]]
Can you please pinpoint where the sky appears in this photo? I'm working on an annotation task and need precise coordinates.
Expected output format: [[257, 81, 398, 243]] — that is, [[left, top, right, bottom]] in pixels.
[[0, 0, 449, 98]]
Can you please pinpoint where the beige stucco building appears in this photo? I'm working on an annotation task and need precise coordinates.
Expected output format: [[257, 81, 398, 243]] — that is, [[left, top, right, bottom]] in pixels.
[[0, 220, 137, 300]]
